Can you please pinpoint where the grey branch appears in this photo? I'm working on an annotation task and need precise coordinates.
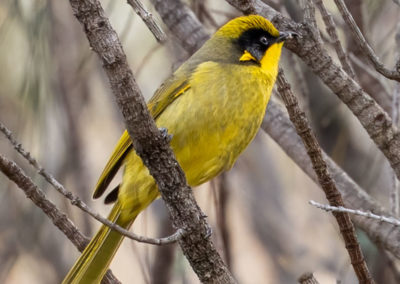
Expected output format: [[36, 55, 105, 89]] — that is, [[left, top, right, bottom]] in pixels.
[[333, 0, 400, 81], [0, 121, 183, 246], [310, 200, 400, 227], [150, 0, 209, 54], [126, 0, 167, 43], [0, 154, 121, 284], [313, 0, 356, 78], [68, 0, 235, 282]]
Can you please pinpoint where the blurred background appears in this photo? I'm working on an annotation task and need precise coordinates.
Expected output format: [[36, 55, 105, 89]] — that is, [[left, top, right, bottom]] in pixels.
[[0, 0, 400, 283]]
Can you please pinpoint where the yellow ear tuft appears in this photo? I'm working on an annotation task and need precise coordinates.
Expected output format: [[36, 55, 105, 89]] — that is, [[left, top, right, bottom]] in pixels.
[[239, 50, 257, 62]]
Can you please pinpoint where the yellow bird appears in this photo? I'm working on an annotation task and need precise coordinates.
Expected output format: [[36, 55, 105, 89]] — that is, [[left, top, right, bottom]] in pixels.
[[63, 15, 292, 283]]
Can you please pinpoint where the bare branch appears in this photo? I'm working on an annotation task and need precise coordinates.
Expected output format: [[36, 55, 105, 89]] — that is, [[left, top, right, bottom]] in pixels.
[[313, 0, 356, 78], [333, 0, 400, 81], [0, 154, 121, 284], [277, 70, 374, 284], [68, 0, 235, 282], [150, 0, 209, 54], [0, 121, 184, 245], [126, 0, 167, 43], [310, 200, 400, 227]]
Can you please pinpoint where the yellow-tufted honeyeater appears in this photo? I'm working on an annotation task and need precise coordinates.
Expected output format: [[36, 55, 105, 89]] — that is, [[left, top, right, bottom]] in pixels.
[[63, 15, 294, 283]]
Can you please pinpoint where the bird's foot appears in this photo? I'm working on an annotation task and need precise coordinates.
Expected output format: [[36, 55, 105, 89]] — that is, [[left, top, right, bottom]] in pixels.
[[159, 127, 173, 143]]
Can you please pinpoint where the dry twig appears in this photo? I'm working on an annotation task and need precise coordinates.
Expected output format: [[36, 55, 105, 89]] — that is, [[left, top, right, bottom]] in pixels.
[[126, 0, 167, 43], [310, 200, 400, 227], [277, 70, 374, 284], [313, 0, 356, 78], [0, 121, 184, 245], [333, 0, 400, 81]]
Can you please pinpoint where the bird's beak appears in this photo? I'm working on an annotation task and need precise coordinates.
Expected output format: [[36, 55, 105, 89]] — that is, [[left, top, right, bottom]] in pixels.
[[276, 31, 299, 43]]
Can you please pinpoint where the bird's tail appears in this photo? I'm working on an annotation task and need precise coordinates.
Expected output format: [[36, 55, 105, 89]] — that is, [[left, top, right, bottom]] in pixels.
[[62, 202, 136, 284]]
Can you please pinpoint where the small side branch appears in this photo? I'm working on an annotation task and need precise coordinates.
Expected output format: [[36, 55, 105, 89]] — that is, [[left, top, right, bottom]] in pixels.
[[0, 121, 183, 246], [313, 0, 356, 79], [310, 200, 400, 227], [126, 0, 167, 43], [333, 0, 400, 81], [277, 70, 374, 284], [0, 154, 121, 284]]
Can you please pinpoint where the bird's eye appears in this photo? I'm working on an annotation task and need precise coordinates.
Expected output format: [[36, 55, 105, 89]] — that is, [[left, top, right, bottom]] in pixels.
[[260, 36, 268, 45]]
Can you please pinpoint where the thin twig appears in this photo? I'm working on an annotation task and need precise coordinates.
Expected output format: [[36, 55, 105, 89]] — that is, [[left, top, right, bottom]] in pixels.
[[302, 0, 317, 29], [0, 121, 184, 246], [309, 200, 400, 227], [348, 53, 392, 97], [277, 70, 374, 284], [298, 272, 321, 284], [126, 0, 167, 43], [0, 154, 121, 284], [333, 0, 400, 81], [313, 0, 356, 79]]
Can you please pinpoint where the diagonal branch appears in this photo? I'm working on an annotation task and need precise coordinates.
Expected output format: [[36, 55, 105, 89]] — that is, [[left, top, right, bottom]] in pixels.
[[333, 0, 400, 82], [68, 0, 235, 282], [126, 0, 167, 43], [277, 70, 374, 284], [0, 121, 183, 246], [313, 0, 356, 79], [0, 154, 120, 284]]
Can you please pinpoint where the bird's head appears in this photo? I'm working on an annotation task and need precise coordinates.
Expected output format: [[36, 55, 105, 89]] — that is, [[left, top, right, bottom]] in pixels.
[[211, 15, 296, 71]]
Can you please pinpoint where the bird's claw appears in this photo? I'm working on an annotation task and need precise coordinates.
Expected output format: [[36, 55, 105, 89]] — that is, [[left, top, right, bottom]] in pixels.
[[159, 127, 173, 143]]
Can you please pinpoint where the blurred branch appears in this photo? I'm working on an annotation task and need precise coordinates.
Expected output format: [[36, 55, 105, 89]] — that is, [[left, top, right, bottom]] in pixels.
[[216, 173, 232, 268], [227, 0, 400, 200], [150, 0, 209, 54], [0, 121, 184, 246], [126, 0, 167, 43], [313, 0, 356, 78], [277, 70, 374, 284], [298, 272, 320, 284], [68, 0, 235, 282], [309, 200, 400, 227], [0, 154, 120, 284], [333, 0, 400, 81]]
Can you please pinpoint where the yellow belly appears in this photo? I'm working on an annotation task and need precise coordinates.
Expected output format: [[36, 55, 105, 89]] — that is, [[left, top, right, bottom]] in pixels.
[[118, 62, 275, 220]]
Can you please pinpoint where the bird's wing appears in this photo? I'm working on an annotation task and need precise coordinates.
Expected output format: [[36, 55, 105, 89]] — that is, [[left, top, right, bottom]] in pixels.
[[93, 74, 191, 198]]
